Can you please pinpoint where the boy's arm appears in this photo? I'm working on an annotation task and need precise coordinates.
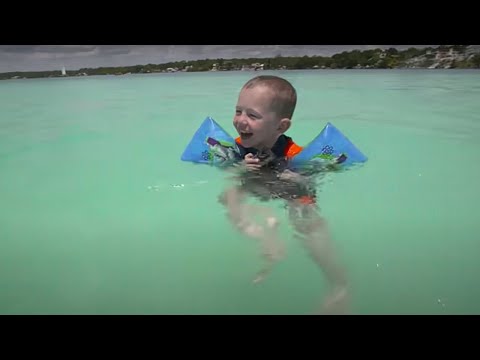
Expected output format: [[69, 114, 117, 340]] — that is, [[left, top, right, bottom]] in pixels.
[[218, 153, 265, 231], [277, 169, 309, 184]]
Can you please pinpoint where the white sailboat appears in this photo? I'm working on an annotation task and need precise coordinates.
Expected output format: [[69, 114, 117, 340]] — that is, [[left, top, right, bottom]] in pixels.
[[61, 66, 66, 76]]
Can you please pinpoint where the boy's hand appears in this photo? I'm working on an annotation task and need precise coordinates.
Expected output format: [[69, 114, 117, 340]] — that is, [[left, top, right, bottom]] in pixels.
[[243, 153, 261, 171]]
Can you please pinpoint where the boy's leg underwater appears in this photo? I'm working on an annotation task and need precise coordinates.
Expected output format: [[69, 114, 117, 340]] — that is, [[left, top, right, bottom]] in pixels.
[[288, 202, 350, 314]]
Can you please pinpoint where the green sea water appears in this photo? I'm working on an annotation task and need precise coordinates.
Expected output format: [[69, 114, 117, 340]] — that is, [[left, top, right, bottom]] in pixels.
[[1, 70, 479, 315]]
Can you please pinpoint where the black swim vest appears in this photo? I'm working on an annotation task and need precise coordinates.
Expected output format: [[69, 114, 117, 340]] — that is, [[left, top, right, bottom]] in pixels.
[[234, 134, 303, 159]]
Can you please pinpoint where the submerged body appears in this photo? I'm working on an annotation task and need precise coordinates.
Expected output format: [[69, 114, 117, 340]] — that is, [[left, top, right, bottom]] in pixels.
[[220, 75, 350, 314]]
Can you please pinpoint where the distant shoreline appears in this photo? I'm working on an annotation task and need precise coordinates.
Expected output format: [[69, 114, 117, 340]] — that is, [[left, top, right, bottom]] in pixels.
[[2, 45, 479, 81], [2, 67, 479, 81], [3, 67, 479, 82]]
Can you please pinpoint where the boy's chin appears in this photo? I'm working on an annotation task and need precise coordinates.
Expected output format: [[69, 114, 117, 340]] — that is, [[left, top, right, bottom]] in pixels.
[[239, 134, 256, 147]]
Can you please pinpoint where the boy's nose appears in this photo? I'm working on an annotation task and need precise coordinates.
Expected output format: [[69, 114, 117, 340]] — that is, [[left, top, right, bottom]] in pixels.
[[236, 114, 249, 127]]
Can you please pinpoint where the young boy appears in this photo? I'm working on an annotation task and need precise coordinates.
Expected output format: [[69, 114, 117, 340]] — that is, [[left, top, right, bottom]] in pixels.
[[219, 75, 349, 314]]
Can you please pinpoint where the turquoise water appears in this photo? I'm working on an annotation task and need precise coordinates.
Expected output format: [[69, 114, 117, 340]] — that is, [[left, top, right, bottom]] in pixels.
[[1, 70, 479, 315]]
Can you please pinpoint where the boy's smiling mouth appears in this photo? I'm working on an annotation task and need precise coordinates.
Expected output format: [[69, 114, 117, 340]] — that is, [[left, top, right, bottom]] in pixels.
[[240, 132, 253, 140]]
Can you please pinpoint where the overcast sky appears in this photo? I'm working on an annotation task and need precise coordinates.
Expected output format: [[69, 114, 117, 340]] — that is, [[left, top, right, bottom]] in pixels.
[[0, 45, 437, 73]]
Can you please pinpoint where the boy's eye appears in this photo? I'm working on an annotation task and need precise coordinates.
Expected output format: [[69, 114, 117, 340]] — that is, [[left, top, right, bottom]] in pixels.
[[234, 109, 260, 119]]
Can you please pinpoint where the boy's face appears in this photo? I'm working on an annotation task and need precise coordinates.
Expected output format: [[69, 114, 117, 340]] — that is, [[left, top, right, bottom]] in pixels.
[[233, 85, 290, 149]]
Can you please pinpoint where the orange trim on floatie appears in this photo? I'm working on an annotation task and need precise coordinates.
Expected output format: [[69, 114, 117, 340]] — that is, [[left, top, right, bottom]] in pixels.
[[284, 139, 303, 158], [235, 137, 303, 158], [297, 195, 316, 205]]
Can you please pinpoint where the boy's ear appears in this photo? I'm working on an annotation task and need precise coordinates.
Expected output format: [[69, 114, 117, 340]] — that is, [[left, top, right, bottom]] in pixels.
[[278, 118, 291, 133]]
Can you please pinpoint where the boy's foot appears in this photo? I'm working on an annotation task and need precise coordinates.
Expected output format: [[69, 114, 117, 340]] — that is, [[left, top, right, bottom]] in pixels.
[[252, 269, 269, 284], [317, 286, 350, 315], [266, 216, 279, 228]]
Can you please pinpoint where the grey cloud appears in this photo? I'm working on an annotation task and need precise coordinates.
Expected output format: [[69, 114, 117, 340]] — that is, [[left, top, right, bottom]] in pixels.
[[39, 45, 98, 53], [97, 45, 135, 55], [0, 45, 98, 54], [0, 45, 38, 53]]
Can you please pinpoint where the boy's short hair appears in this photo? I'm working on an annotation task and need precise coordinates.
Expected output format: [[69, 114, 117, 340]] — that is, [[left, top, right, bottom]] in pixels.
[[242, 75, 297, 119]]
